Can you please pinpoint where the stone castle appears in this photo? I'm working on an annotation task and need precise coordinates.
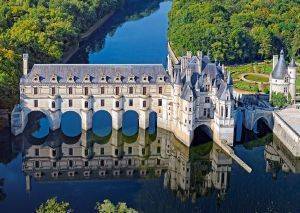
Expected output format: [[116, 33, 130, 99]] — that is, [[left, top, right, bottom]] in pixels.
[[11, 51, 235, 146], [270, 50, 297, 103]]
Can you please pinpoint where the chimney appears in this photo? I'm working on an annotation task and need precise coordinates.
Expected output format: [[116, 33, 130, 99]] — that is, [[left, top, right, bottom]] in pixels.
[[273, 54, 278, 70], [186, 68, 192, 82], [197, 51, 203, 73], [23, 54, 29, 75]]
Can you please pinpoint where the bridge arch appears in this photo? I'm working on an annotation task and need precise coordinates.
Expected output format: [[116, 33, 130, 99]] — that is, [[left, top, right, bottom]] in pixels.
[[122, 110, 139, 136], [61, 111, 82, 137], [92, 110, 112, 137], [252, 116, 273, 134], [192, 124, 213, 146], [24, 110, 50, 139]]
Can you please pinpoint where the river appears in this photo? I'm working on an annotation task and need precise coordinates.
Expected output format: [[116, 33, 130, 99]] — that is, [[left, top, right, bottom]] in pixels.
[[0, 1, 300, 212]]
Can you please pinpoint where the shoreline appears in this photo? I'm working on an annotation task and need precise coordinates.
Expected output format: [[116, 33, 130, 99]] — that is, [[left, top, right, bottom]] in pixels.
[[61, 11, 116, 63]]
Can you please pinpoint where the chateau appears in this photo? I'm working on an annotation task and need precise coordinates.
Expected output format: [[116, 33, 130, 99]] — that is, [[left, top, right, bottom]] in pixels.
[[11, 51, 235, 146], [270, 50, 297, 103]]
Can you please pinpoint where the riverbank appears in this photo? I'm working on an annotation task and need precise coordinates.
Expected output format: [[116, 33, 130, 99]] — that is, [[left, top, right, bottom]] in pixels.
[[62, 11, 116, 63]]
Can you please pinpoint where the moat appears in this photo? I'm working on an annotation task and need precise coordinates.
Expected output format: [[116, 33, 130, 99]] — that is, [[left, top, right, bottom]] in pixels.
[[1, 1, 300, 212]]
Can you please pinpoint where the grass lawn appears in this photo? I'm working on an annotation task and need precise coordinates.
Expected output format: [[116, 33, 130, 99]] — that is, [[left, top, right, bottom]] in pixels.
[[244, 73, 269, 83], [227, 61, 272, 93]]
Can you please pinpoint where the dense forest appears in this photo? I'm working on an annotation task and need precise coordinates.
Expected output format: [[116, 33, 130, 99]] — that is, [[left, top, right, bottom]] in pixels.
[[0, 0, 122, 109], [169, 0, 300, 64]]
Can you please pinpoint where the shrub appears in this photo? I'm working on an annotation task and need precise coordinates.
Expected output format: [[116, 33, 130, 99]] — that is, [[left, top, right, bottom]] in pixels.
[[36, 197, 72, 213], [95, 199, 137, 213], [271, 93, 289, 108]]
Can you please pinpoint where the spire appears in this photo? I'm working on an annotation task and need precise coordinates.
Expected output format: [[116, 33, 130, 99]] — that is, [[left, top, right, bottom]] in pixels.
[[213, 79, 217, 88], [272, 49, 287, 79], [227, 72, 233, 86], [289, 58, 297, 67], [175, 70, 182, 85]]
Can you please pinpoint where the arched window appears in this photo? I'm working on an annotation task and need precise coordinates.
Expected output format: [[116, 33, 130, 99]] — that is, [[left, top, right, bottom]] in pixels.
[[85, 101, 88, 108], [52, 101, 56, 109]]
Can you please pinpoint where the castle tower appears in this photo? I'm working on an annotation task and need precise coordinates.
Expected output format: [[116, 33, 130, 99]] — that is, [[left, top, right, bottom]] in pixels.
[[288, 58, 297, 103], [23, 54, 29, 76]]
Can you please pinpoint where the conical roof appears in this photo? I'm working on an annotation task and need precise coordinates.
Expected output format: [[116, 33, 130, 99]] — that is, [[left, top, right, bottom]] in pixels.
[[272, 50, 287, 79], [227, 72, 233, 85], [289, 58, 297, 67]]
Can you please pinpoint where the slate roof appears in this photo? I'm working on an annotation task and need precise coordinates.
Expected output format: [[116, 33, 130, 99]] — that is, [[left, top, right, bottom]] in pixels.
[[202, 63, 223, 81], [272, 50, 287, 79], [289, 58, 297, 68], [21, 64, 170, 84], [181, 82, 197, 101]]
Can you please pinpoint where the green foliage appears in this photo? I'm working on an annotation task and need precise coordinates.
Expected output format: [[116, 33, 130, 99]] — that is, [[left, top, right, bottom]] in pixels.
[[271, 92, 289, 108], [36, 197, 72, 213], [169, 0, 300, 63], [0, 0, 122, 109], [234, 81, 259, 93], [244, 74, 269, 83], [95, 199, 138, 213]]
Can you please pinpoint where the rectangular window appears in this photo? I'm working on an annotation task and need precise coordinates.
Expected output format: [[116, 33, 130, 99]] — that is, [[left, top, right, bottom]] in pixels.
[[115, 87, 119, 95], [84, 87, 89, 96], [143, 87, 146, 95], [101, 99, 105, 106], [100, 147, 104, 155], [34, 100, 38, 107], [158, 99, 162, 106], [129, 99, 133, 106], [51, 87, 55, 95], [69, 100, 73, 107], [157, 147, 161, 154], [143, 101, 147, 108], [157, 159, 160, 165], [159, 87, 163, 94], [205, 97, 210, 103], [34, 87, 38, 95], [115, 149, 119, 156], [128, 147, 132, 154], [69, 87, 73, 95], [69, 148, 73, 156], [115, 101, 119, 108], [101, 87, 105, 94], [204, 108, 207, 116], [85, 101, 89, 109], [225, 106, 228, 118], [53, 162, 57, 168], [35, 149, 39, 156], [128, 159, 132, 166], [129, 87, 133, 94]]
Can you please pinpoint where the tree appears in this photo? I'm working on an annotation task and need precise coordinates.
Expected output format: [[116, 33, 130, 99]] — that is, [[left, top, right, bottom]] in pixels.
[[271, 93, 289, 108], [95, 199, 138, 213], [36, 197, 72, 213]]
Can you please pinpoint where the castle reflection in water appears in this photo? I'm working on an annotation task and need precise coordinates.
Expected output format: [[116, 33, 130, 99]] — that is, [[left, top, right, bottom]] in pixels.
[[16, 126, 300, 204], [20, 127, 231, 203]]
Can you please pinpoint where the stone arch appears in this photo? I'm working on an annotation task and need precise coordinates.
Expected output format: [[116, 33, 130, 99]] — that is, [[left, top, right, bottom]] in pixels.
[[24, 110, 51, 139], [252, 115, 273, 134], [192, 124, 213, 146], [61, 111, 82, 137], [92, 110, 112, 137], [122, 110, 139, 136]]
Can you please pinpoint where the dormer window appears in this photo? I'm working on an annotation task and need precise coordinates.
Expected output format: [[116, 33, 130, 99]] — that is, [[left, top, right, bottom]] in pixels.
[[100, 74, 107, 83], [128, 75, 136, 83], [67, 74, 74, 83], [50, 74, 58, 83], [142, 75, 149, 83], [157, 75, 165, 83], [115, 74, 122, 83], [83, 74, 90, 83], [33, 74, 40, 82]]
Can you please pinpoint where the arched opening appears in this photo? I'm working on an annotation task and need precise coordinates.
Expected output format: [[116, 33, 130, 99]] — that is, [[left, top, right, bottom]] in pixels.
[[92, 110, 112, 137], [24, 111, 50, 139], [253, 117, 271, 136], [61, 111, 82, 137], [192, 125, 213, 146], [148, 111, 157, 135], [122, 110, 139, 136]]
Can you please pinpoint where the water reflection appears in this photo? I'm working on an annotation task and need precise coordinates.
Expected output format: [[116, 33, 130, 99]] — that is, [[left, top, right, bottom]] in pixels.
[[68, 0, 170, 64], [265, 135, 300, 177], [20, 127, 233, 204]]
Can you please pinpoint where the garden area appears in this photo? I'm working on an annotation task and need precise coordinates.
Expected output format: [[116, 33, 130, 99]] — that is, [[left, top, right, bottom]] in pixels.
[[227, 61, 272, 93]]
